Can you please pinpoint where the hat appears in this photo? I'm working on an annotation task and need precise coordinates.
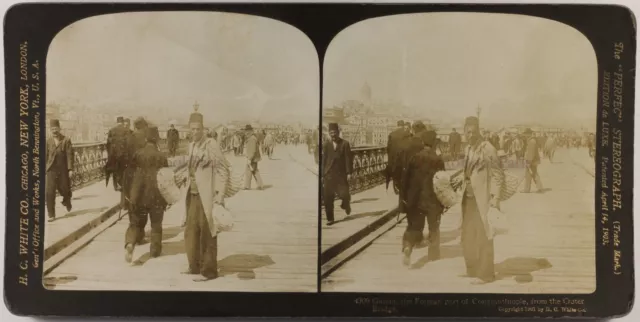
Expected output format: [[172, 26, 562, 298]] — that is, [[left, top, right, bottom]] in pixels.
[[328, 123, 339, 131], [117, 116, 124, 123], [244, 124, 253, 131], [146, 126, 160, 143], [523, 128, 533, 135], [189, 112, 203, 125], [134, 117, 148, 130], [412, 121, 426, 132], [49, 119, 60, 127], [465, 116, 479, 127], [397, 120, 405, 126], [124, 118, 130, 123]]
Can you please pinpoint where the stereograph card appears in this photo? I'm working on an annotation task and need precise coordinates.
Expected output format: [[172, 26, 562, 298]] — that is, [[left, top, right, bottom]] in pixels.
[[2, 2, 636, 319]]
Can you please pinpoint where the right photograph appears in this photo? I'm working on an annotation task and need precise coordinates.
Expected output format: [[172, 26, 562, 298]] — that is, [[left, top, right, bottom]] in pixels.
[[320, 12, 597, 293]]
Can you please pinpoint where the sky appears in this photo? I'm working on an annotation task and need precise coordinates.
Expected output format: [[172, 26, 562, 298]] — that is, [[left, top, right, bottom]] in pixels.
[[323, 12, 598, 130], [47, 12, 319, 126]]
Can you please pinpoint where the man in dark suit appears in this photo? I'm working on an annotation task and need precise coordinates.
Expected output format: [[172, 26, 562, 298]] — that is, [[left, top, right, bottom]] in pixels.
[[166, 124, 180, 157], [386, 120, 411, 194], [449, 128, 462, 160], [45, 119, 74, 222], [322, 123, 353, 226], [106, 116, 129, 191], [397, 121, 428, 213], [124, 126, 168, 262], [123, 117, 150, 244], [401, 130, 445, 265], [243, 125, 264, 190], [522, 128, 544, 193], [124, 118, 133, 135]]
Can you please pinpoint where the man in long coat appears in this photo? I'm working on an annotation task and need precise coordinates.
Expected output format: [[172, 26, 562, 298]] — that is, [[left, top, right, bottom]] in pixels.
[[183, 112, 230, 282], [106, 116, 129, 191], [243, 125, 264, 190], [386, 120, 411, 194], [522, 128, 544, 193], [46, 119, 74, 222], [401, 129, 445, 265], [123, 117, 150, 243], [264, 131, 275, 159], [449, 128, 462, 160], [397, 121, 428, 213], [124, 126, 168, 262], [167, 124, 180, 157], [459, 116, 505, 284], [321, 123, 353, 226]]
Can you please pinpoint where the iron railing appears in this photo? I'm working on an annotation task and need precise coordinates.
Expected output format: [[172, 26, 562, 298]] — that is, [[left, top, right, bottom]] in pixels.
[[68, 138, 190, 191]]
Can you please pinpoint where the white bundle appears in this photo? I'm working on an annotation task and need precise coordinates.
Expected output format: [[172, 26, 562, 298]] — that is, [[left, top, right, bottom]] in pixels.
[[213, 204, 234, 232], [156, 167, 182, 205], [433, 170, 461, 209]]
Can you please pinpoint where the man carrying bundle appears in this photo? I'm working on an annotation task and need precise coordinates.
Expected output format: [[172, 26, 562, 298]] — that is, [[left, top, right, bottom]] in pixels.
[[400, 129, 445, 266], [386, 120, 411, 195], [124, 126, 168, 262]]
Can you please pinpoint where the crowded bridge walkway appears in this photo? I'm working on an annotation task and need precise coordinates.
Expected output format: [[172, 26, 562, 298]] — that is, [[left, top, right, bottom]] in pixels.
[[43, 143, 319, 292], [321, 146, 596, 294]]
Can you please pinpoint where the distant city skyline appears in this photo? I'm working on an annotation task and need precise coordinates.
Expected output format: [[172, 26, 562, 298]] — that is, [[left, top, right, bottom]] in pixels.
[[323, 13, 598, 131], [47, 12, 319, 127]]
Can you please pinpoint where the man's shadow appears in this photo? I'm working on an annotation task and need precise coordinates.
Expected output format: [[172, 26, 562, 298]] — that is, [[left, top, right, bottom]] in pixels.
[[218, 254, 276, 280]]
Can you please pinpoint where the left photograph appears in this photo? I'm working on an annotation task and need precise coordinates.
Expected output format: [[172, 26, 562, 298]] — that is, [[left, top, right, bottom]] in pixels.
[[42, 12, 320, 292]]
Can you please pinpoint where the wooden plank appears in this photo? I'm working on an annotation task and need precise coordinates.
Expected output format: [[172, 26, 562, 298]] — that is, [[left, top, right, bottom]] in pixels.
[[322, 148, 597, 294]]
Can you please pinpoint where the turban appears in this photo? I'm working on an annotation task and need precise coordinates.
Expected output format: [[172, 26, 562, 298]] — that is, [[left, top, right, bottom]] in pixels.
[[328, 123, 339, 131], [49, 119, 60, 127]]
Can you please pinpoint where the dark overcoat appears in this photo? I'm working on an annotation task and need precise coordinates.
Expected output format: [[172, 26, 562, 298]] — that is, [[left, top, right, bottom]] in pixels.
[[129, 143, 169, 210], [322, 137, 353, 195]]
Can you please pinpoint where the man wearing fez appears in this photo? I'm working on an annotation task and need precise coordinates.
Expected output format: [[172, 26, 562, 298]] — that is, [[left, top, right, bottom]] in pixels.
[[522, 128, 544, 193], [183, 111, 230, 281], [386, 120, 411, 194], [124, 126, 168, 262], [321, 123, 353, 226], [106, 116, 129, 191], [401, 130, 445, 265], [46, 119, 74, 222], [167, 123, 180, 157], [459, 116, 505, 284], [243, 124, 264, 190]]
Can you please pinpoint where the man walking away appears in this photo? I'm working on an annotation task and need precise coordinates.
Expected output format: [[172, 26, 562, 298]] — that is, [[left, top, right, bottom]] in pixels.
[[243, 125, 264, 190], [45, 119, 74, 222], [124, 126, 168, 262], [386, 120, 411, 194], [321, 123, 353, 226], [401, 129, 445, 265]]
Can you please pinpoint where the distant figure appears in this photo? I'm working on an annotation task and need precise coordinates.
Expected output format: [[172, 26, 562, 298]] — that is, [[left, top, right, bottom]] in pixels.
[[46, 119, 74, 222], [167, 124, 180, 157], [544, 136, 557, 163], [243, 125, 264, 190], [401, 130, 445, 265], [264, 131, 275, 159], [125, 126, 168, 263], [448, 128, 462, 160], [106, 116, 129, 191], [322, 123, 353, 226], [522, 128, 544, 193]]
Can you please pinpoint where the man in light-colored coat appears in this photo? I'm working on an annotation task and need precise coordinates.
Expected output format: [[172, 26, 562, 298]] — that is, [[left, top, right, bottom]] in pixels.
[[243, 125, 264, 190], [459, 116, 505, 284], [182, 112, 231, 282]]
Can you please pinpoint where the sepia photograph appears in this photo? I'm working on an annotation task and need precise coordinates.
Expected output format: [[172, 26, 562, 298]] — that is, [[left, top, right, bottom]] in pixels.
[[320, 12, 597, 293], [42, 12, 319, 292]]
